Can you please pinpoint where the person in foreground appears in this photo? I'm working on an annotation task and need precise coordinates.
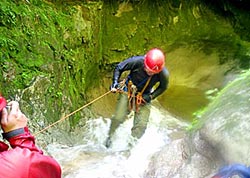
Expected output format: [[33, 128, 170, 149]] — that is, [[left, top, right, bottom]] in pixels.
[[0, 98, 62, 178], [107, 48, 169, 147], [212, 163, 250, 178]]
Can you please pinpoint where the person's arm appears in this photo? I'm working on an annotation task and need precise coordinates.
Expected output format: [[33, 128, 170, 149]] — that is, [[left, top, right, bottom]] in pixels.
[[3, 127, 43, 152], [0, 101, 61, 177], [1, 101, 42, 152], [111, 56, 144, 91], [151, 68, 169, 99]]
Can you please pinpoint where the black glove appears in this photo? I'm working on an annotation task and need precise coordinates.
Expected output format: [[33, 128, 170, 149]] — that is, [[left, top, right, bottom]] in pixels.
[[142, 94, 152, 103], [110, 81, 119, 90]]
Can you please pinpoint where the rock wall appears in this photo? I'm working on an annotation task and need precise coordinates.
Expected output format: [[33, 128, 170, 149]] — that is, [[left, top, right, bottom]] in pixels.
[[0, 0, 249, 130]]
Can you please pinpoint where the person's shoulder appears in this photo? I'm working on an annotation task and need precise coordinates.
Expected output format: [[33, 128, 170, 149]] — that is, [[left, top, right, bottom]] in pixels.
[[157, 68, 169, 81], [124, 55, 144, 65], [128, 55, 144, 61], [161, 67, 169, 76]]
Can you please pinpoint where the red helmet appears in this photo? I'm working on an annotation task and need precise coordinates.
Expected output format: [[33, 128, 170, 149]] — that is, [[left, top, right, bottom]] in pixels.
[[144, 48, 165, 74]]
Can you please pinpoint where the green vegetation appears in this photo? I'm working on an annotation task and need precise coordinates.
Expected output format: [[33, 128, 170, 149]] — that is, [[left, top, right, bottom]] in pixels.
[[0, 0, 102, 126], [187, 69, 250, 132], [0, 0, 249, 129]]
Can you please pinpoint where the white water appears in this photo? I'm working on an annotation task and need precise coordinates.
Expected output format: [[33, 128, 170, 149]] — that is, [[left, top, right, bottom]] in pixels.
[[47, 103, 188, 178]]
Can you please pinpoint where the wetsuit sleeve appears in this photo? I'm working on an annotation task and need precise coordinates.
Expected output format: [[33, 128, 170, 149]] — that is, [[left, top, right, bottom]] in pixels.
[[112, 56, 144, 84], [151, 68, 169, 99]]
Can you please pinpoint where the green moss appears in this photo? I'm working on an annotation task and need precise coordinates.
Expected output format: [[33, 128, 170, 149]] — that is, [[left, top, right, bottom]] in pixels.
[[1, 0, 250, 129], [0, 0, 103, 126], [188, 70, 250, 132]]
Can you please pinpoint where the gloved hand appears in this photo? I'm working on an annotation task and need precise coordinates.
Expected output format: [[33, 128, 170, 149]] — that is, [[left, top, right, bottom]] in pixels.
[[142, 94, 152, 103], [110, 82, 119, 93]]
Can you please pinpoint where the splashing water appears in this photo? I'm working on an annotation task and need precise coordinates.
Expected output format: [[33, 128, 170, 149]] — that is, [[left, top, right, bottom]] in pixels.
[[47, 102, 188, 178]]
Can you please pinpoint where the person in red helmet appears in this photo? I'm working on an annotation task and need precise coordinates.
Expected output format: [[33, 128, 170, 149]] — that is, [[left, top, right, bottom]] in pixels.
[[0, 98, 61, 178], [107, 48, 169, 147]]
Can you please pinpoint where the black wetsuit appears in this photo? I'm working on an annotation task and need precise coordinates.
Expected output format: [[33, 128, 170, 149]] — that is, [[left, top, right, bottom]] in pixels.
[[112, 55, 169, 99]]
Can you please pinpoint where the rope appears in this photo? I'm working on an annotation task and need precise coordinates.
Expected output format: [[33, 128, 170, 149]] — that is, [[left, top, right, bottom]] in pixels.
[[127, 77, 152, 112], [34, 90, 112, 136]]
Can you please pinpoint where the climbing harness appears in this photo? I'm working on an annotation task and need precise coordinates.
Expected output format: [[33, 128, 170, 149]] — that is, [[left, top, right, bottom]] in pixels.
[[127, 76, 152, 112], [128, 81, 137, 112]]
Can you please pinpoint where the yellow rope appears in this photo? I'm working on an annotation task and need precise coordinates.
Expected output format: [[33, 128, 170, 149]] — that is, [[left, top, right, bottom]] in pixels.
[[34, 90, 112, 136]]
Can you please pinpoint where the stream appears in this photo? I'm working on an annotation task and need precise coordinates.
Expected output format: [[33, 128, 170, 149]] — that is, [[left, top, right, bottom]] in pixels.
[[47, 101, 188, 178]]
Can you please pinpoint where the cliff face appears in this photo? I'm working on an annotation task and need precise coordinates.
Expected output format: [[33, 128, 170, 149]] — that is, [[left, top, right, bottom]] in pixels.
[[0, 0, 103, 126], [0, 0, 249, 128]]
